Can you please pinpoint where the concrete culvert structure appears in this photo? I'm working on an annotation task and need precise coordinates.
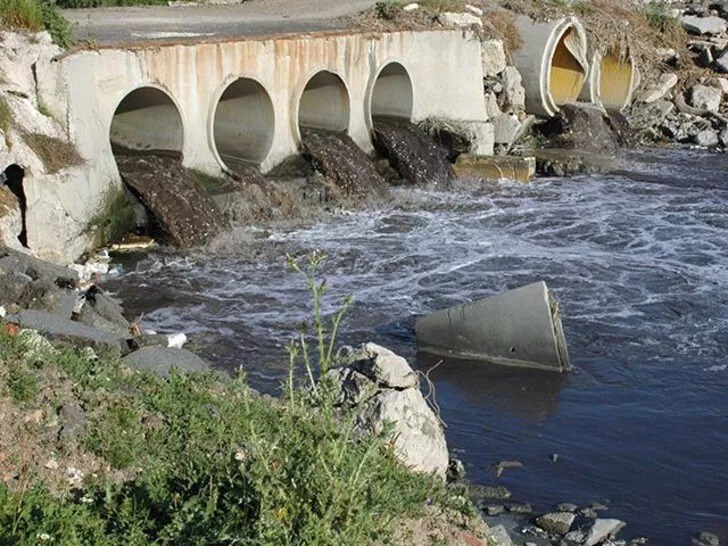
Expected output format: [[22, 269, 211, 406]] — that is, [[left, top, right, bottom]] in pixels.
[[110, 87, 183, 152], [213, 78, 274, 170], [510, 16, 589, 117], [579, 48, 638, 113], [370, 62, 414, 122], [298, 71, 350, 133]]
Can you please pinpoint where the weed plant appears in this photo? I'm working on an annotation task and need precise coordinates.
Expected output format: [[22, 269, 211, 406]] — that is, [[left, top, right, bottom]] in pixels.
[[0, 253, 467, 545], [0, 0, 73, 47]]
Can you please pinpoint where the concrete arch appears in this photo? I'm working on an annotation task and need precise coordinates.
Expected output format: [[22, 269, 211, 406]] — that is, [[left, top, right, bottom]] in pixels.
[[211, 77, 275, 171], [368, 61, 414, 126], [110, 85, 183, 152], [297, 70, 350, 135], [511, 16, 589, 117]]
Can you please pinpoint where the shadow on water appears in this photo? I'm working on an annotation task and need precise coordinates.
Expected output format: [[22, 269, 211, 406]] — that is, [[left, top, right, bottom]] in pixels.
[[418, 352, 568, 424]]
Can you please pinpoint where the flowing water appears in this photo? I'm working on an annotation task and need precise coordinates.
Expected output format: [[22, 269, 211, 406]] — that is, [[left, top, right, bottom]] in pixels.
[[105, 148, 728, 545]]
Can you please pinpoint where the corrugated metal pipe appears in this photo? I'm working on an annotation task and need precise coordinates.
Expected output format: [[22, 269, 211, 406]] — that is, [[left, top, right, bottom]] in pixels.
[[579, 47, 639, 113], [510, 16, 589, 117]]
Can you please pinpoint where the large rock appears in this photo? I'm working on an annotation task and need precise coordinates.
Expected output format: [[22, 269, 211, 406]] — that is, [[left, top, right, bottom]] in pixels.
[[536, 512, 575, 535], [584, 519, 626, 546], [0, 246, 78, 288], [482, 39, 507, 77], [348, 342, 418, 389], [630, 99, 675, 131], [329, 343, 449, 479], [502, 66, 525, 112], [694, 129, 720, 147], [689, 84, 722, 113], [493, 113, 522, 145], [122, 346, 212, 378], [437, 12, 482, 28], [360, 388, 449, 477], [639, 73, 678, 104], [7, 309, 128, 354], [682, 15, 727, 35]]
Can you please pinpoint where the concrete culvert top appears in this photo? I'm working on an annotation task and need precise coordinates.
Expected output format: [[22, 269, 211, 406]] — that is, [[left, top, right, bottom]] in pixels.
[[370, 62, 414, 124], [213, 78, 275, 170], [298, 71, 350, 133], [110, 86, 184, 153]]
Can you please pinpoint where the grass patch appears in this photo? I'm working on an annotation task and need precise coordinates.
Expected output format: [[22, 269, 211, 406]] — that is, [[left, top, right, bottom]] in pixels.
[[483, 8, 522, 54], [20, 130, 83, 174], [0, 0, 73, 47], [4, 360, 39, 403], [0, 254, 478, 544]]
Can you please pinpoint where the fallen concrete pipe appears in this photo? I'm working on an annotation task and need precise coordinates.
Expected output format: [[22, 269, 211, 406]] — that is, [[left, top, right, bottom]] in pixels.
[[510, 16, 589, 117], [579, 48, 638, 113], [415, 281, 571, 372]]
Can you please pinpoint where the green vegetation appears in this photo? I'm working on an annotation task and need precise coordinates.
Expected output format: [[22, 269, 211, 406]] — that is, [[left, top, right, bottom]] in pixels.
[[0, 0, 74, 48], [85, 190, 137, 248], [0, 254, 476, 545]]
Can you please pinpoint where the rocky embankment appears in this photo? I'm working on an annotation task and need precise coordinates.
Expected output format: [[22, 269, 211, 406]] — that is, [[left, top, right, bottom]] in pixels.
[[629, 2, 728, 149]]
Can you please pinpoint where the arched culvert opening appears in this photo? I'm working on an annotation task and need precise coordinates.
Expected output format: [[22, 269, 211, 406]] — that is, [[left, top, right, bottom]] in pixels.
[[511, 16, 588, 117], [213, 78, 274, 171], [370, 62, 414, 122], [110, 86, 183, 153], [597, 48, 635, 112], [298, 71, 350, 134]]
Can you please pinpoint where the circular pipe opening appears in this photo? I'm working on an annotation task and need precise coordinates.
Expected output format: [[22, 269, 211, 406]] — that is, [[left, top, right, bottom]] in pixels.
[[548, 27, 587, 107], [370, 62, 414, 122], [599, 48, 635, 112], [298, 71, 350, 133], [110, 86, 183, 153], [213, 78, 275, 170]]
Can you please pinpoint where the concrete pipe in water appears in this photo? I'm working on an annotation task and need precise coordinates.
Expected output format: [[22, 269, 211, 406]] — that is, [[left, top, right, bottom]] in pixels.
[[369, 62, 414, 122], [110, 86, 183, 152], [298, 71, 350, 133], [579, 48, 638, 113], [510, 16, 589, 117], [213, 78, 274, 170]]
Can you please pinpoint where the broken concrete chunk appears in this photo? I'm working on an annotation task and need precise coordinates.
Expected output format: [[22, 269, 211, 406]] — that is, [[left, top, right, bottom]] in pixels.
[[415, 281, 571, 372], [453, 155, 536, 183]]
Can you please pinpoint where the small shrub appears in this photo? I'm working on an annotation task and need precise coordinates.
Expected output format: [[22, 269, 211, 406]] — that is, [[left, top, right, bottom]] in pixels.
[[41, 2, 73, 49], [5, 361, 39, 403]]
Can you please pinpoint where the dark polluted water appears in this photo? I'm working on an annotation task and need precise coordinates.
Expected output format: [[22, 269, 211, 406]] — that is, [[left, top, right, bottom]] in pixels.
[[104, 148, 728, 545]]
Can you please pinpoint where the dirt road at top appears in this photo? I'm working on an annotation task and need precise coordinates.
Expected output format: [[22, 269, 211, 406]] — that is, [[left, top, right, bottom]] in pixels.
[[64, 0, 376, 46]]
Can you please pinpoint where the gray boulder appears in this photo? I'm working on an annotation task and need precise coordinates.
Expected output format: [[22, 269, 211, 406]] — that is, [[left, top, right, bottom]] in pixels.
[[693, 532, 721, 546], [639, 73, 678, 104], [720, 127, 728, 147], [488, 525, 514, 546], [716, 50, 728, 73], [7, 309, 128, 354], [503, 66, 526, 112], [437, 11, 482, 28], [689, 84, 722, 113], [329, 343, 448, 479], [122, 346, 212, 378], [59, 402, 86, 442], [694, 129, 720, 147], [584, 519, 626, 546], [682, 15, 727, 35], [535, 512, 575, 535], [0, 247, 77, 288]]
